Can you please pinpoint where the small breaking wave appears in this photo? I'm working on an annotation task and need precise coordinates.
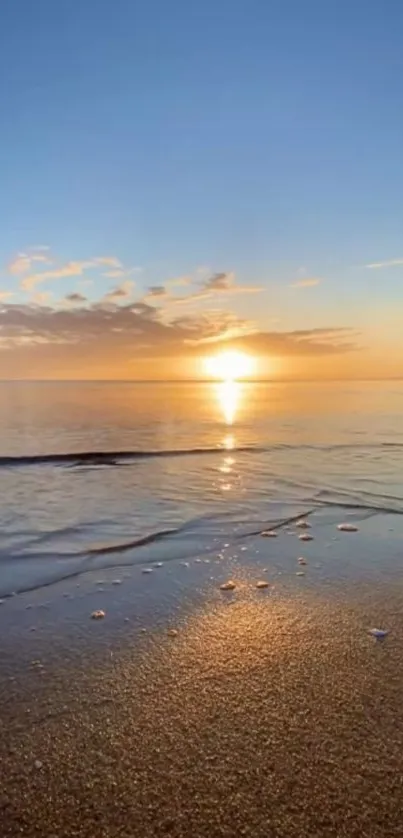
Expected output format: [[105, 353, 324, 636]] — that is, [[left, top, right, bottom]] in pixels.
[[1, 440, 403, 470], [0, 446, 263, 469]]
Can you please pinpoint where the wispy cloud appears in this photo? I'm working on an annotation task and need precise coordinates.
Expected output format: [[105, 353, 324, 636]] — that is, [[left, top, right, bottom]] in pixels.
[[0, 291, 14, 302], [171, 272, 263, 305], [94, 257, 122, 268], [166, 275, 191, 288], [32, 291, 53, 306], [365, 258, 403, 269], [65, 292, 88, 305], [291, 277, 321, 288], [20, 254, 125, 291], [103, 280, 135, 303], [145, 285, 168, 299], [8, 251, 51, 275], [21, 260, 94, 291], [103, 266, 142, 279]]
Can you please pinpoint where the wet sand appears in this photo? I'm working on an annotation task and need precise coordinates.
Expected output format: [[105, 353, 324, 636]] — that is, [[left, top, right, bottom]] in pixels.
[[1, 514, 403, 837]]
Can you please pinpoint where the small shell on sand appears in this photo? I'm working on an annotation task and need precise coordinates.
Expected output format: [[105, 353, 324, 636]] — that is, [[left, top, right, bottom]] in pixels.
[[298, 557, 307, 565], [338, 523, 359, 532], [295, 520, 311, 529], [167, 628, 178, 637], [261, 530, 277, 538], [369, 628, 388, 639], [256, 581, 269, 589], [112, 579, 122, 585], [194, 558, 202, 563], [180, 561, 189, 567], [91, 610, 105, 620], [220, 580, 236, 591], [299, 533, 314, 542], [154, 562, 163, 568], [141, 568, 153, 574], [296, 571, 305, 577]]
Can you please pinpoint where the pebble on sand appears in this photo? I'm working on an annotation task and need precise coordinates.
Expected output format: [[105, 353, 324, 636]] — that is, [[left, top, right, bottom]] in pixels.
[[112, 579, 122, 585], [34, 760, 43, 770], [295, 520, 311, 529], [296, 571, 305, 576], [298, 557, 307, 565], [141, 568, 153, 574], [261, 530, 277, 538], [299, 533, 314, 542], [167, 629, 178, 637], [91, 610, 105, 620], [338, 523, 359, 532], [369, 628, 389, 639], [256, 581, 270, 589], [220, 580, 236, 591]]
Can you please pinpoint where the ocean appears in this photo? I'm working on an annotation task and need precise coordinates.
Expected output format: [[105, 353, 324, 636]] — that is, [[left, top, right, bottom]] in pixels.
[[0, 379, 402, 599]]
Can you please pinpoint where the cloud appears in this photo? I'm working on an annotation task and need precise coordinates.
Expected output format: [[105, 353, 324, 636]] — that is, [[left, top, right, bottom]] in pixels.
[[365, 258, 403, 269], [65, 292, 88, 304], [103, 266, 142, 279], [145, 285, 168, 300], [0, 300, 359, 380], [291, 278, 321, 288], [94, 257, 122, 268], [103, 270, 127, 279], [21, 260, 95, 291], [166, 276, 191, 288], [32, 291, 53, 306], [0, 291, 14, 302], [103, 281, 135, 302], [8, 252, 50, 275], [20, 255, 125, 291], [171, 272, 263, 305]]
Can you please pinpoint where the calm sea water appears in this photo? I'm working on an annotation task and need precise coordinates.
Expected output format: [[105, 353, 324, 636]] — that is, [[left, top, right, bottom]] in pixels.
[[0, 380, 402, 596]]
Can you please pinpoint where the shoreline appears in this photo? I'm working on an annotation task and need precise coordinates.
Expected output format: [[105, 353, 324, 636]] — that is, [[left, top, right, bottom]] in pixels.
[[1, 512, 403, 836]]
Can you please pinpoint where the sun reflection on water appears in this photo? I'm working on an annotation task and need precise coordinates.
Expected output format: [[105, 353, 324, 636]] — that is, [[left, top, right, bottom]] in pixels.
[[215, 380, 243, 426], [212, 381, 246, 491]]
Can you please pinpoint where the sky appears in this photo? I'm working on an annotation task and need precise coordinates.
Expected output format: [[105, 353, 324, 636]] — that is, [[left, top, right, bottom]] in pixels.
[[0, 0, 402, 379]]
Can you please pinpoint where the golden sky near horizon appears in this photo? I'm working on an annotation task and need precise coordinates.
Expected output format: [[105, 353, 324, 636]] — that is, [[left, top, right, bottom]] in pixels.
[[0, 247, 402, 380]]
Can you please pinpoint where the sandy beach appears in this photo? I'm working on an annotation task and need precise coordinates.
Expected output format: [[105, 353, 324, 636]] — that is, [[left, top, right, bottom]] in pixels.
[[1, 511, 403, 837]]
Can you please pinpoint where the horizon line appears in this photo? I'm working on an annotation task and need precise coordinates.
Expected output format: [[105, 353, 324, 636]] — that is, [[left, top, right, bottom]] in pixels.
[[0, 377, 402, 384]]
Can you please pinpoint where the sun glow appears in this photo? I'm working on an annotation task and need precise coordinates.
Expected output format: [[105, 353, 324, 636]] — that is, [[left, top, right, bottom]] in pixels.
[[203, 350, 255, 382]]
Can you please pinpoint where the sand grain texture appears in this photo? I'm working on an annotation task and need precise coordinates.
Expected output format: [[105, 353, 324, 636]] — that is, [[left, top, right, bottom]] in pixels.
[[1, 593, 403, 837]]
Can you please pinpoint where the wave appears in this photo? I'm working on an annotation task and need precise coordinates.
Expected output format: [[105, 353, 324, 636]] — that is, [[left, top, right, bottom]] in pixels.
[[0, 446, 263, 469], [1, 440, 403, 470], [1, 495, 403, 598]]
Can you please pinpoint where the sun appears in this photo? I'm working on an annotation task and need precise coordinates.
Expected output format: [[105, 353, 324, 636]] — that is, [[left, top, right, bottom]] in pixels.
[[203, 350, 255, 381]]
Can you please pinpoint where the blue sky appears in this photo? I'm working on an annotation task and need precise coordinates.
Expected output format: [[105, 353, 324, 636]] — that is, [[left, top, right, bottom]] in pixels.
[[0, 0, 402, 377]]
